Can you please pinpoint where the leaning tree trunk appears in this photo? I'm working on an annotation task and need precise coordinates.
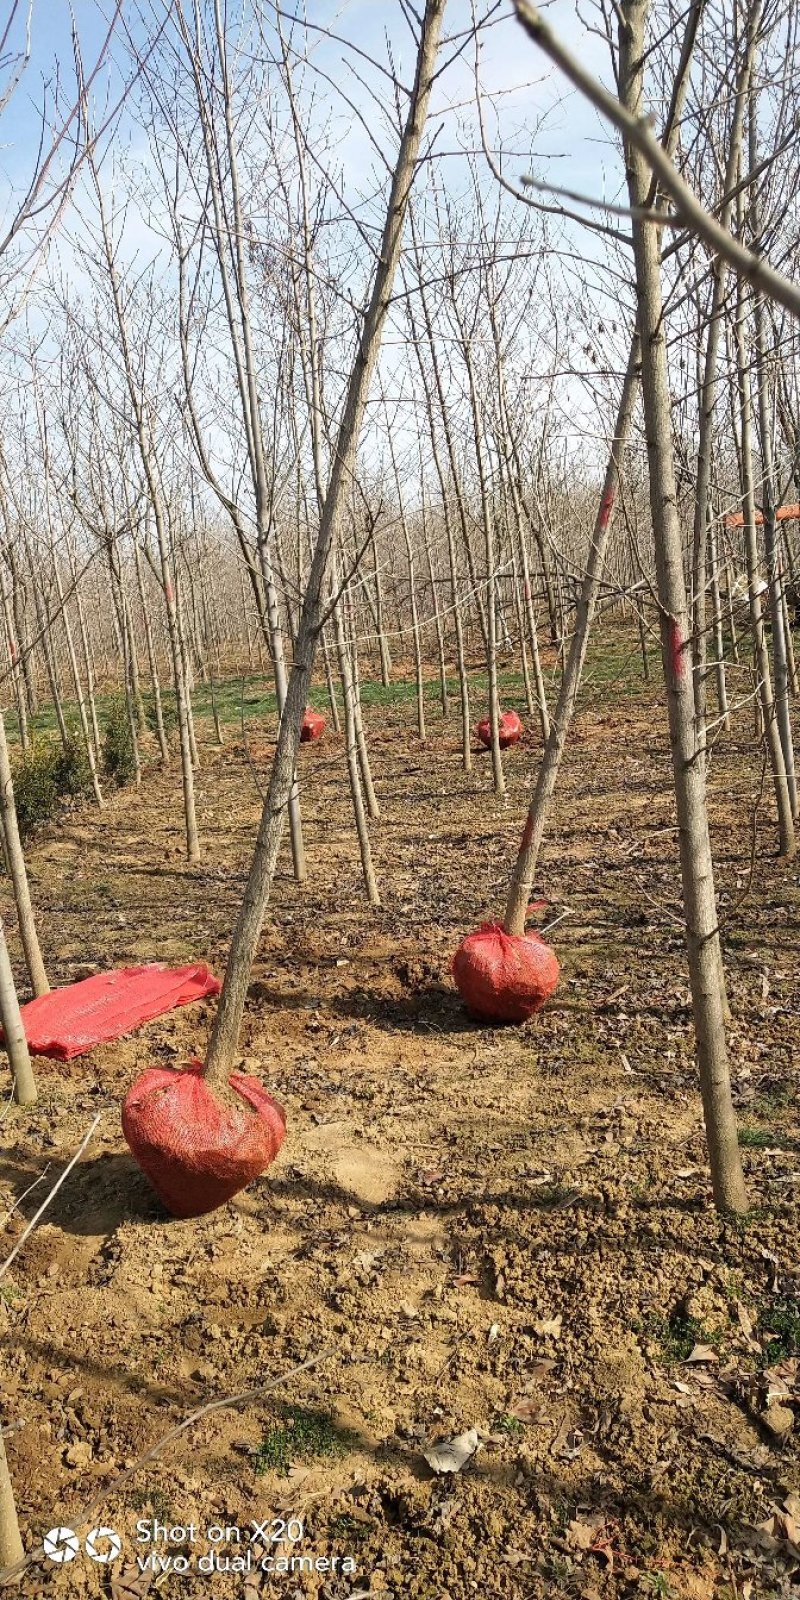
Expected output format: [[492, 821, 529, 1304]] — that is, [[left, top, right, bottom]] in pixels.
[[691, 0, 760, 738], [750, 106, 798, 820], [734, 261, 795, 856], [0, 711, 48, 996], [504, 336, 640, 932], [618, 0, 746, 1214], [506, 0, 706, 928], [0, 914, 37, 1104], [0, 1422, 24, 1572], [203, 0, 446, 1089]]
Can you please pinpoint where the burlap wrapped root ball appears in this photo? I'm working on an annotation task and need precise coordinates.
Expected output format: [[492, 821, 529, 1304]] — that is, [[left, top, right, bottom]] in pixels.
[[452, 922, 560, 1024], [122, 1060, 286, 1218], [300, 708, 326, 742], [476, 711, 523, 749]]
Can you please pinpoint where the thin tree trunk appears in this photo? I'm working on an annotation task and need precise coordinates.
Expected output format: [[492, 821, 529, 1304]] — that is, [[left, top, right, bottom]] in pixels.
[[0, 1413, 25, 1570], [691, 2, 759, 735], [52, 560, 104, 808], [135, 538, 169, 762], [505, 337, 640, 931], [204, 0, 445, 1088], [371, 534, 392, 687], [618, 0, 746, 1213], [0, 914, 37, 1104], [1, 585, 27, 752], [734, 261, 795, 854], [750, 107, 798, 818], [0, 711, 49, 996]]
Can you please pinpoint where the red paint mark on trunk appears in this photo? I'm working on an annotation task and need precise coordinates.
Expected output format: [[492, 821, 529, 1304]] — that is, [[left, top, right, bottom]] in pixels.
[[523, 579, 531, 600], [165, 580, 174, 605], [598, 487, 615, 530], [669, 618, 684, 681], [520, 813, 534, 855]]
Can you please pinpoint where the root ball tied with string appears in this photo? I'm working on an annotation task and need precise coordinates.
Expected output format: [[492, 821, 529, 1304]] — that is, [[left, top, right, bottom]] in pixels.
[[452, 922, 560, 1024], [122, 1060, 286, 1219], [476, 711, 523, 750]]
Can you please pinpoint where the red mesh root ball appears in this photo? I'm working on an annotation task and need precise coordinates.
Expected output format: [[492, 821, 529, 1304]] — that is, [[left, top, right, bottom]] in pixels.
[[300, 708, 326, 742], [122, 1060, 286, 1218], [476, 711, 522, 749], [452, 922, 560, 1024]]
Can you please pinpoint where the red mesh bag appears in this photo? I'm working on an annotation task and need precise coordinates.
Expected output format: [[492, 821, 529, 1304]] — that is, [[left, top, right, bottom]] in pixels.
[[122, 1060, 286, 1219], [300, 708, 326, 742], [14, 963, 221, 1060], [452, 922, 560, 1023], [476, 711, 523, 749]]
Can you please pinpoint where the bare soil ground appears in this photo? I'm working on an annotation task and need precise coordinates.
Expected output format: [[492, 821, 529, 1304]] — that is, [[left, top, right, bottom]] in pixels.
[[2, 636, 799, 1600]]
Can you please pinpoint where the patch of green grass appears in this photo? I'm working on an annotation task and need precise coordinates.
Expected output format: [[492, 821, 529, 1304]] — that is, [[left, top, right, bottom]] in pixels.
[[253, 1405, 351, 1477], [751, 1084, 792, 1115], [329, 1512, 374, 1543], [762, 1295, 800, 1365], [493, 1413, 524, 1438], [0, 1282, 22, 1305], [725, 1204, 772, 1236], [642, 1573, 674, 1598], [636, 1310, 708, 1365], [128, 1485, 173, 1523], [738, 1126, 780, 1148]]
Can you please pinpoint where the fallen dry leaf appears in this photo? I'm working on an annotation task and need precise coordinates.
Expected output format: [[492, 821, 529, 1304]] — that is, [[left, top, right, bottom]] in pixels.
[[533, 1315, 562, 1339], [685, 1344, 719, 1364], [566, 1510, 607, 1551], [509, 1395, 543, 1424], [423, 1428, 480, 1475], [551, 1417, 584, 1459]]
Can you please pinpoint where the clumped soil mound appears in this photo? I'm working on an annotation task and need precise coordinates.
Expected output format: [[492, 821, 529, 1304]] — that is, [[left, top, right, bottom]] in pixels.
[[1, 649, 798, 1599]]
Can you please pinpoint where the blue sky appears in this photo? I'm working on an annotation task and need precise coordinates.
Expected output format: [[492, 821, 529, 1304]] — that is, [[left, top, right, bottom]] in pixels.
[[1, 2, 625, 223], [1, 2, 632, 474]]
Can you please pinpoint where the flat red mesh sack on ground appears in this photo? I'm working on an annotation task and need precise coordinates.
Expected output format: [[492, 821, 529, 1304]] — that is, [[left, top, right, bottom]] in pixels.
[[15, 964, 221, 1060], [122, 1060, 286, 1218], [452, 922, 560, 1023], [300, 708, 326, 742], [476, 711, 523, 749]]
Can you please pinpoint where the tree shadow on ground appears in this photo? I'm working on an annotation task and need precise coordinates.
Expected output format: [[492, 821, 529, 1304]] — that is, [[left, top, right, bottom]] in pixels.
[[329, 984, 484, 1036], [0, 1149, 166, 1235]]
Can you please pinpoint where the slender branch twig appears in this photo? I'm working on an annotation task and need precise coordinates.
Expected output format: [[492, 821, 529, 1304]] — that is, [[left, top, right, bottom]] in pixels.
[[0, 1116, 101, 1283], [513, 0, 800, 322]]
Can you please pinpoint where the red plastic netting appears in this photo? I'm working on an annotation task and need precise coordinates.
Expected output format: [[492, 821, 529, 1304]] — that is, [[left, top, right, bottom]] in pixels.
[[13, 964, 221, 1060], [300, 708, 326, 742], [122, 1060, 286, 1218], [452, 922, 560, 1024], [476, 711, 523, 749]]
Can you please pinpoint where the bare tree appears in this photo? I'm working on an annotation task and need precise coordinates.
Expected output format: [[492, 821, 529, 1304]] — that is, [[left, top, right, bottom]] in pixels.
[[203, 0, 447, 1089]]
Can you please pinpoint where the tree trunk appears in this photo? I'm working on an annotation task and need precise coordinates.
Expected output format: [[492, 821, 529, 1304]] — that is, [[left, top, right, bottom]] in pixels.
[[619, 0, 746, 1213], [0, 1424, 24, 1571], [504, 336, 640, 932], [203, 0, 446, 1089], [734, 264, 795, 855], [691, 2, 759, 737], [0, 711, 48, 996], [0, 914, 37, 1104]]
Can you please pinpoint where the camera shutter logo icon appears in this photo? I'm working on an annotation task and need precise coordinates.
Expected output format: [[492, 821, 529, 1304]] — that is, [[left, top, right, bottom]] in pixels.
[[43, 1528, 80, 1563], [85, 1527, 122, 1563]]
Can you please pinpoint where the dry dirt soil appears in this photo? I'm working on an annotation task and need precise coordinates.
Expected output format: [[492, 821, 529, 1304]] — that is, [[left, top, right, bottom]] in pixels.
[[2, 642, 799, 1600]]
